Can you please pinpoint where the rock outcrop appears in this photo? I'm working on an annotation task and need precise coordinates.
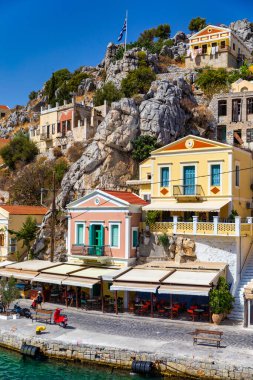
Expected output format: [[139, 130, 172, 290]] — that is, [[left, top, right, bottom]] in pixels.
[[229, 19, 253, 51]]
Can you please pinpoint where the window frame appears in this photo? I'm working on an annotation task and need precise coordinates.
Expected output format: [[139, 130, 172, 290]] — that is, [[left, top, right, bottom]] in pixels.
[[218, 100, 227, 117], [75, 222, 85, 245], [160, 167, 170, 188], [109, 222, 120, 249], [247, 98, 253, 115], [235, 163, 240, 187], [132, 227, 139, 249], [211, 164, 221, 186]]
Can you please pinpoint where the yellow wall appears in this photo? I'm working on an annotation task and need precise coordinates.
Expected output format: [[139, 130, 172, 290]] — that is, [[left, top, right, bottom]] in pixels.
[[231, 80, 253, 92], [138, 137, 253, 218]]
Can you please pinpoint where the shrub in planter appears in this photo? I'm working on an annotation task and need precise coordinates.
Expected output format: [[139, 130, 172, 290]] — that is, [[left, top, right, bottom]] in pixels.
[[209, 277, 234, 324], [158, 233, 169, 249], [146, 210, 160, 226]]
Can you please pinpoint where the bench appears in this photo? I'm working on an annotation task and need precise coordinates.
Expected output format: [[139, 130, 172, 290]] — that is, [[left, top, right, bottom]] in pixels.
[[31, 309, 53, 324], [193, 329, 223, 348]]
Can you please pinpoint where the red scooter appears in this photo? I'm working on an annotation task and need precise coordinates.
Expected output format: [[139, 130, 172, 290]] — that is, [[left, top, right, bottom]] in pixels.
[[53, 308, 68, 328]]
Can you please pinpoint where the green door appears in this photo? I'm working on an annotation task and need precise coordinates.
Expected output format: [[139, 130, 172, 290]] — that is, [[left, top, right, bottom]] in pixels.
[[89, 224, 104, 256]]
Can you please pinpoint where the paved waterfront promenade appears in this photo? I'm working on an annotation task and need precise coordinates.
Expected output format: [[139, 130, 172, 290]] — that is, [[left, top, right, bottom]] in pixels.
[[0, 300, 252, 375]]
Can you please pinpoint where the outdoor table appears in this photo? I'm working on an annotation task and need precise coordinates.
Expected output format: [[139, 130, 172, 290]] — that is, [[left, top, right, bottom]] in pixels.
[[194, 308, 204, 320], [87, 299, 98, 309]]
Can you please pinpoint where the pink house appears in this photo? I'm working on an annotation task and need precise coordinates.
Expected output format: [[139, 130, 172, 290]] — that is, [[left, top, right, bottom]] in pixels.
[[66, 189, 147, 266]]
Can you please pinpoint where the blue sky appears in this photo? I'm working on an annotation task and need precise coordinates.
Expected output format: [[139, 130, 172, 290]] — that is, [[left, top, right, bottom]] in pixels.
[[0, 0, 252, 107]]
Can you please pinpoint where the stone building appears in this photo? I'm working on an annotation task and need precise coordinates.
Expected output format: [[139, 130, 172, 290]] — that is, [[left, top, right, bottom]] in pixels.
[[185, 25, 252, 69], [29, 99, 109, 154], [209, 85, 253, 149]]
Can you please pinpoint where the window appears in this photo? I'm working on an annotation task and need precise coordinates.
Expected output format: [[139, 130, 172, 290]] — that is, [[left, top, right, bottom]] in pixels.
[[67, 120, 71, 131], [8, 238, 17, 253], [76, 223, 84, 245], [161, 167, 169, 187], [132, 228, 139, 248], [218, 100, 227, 116], [232, 99, 242, 122], [220, 41, 226, 49], [0, 234, 4, 247], [52, 124, 55, 134], [1, 113, 5, 118], [246, 128, 253, 142], [217, 125, 227, 143], [147, 173, 151, 180], [247, 98, 253, 115], [235, 165, 240, 187], [202, 44, 207, 54], [57, 122, 61, 133], [211, 164, 220, 186], [110, 224, 119, 248], [233, 43, 235, 50]]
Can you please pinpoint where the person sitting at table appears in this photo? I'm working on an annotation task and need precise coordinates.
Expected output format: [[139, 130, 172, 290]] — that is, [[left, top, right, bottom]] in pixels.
[[135, 295, 141, 304]]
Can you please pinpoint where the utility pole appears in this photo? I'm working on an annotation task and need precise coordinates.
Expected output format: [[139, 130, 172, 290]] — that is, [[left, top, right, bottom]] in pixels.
[[50, 171, 56, 262]]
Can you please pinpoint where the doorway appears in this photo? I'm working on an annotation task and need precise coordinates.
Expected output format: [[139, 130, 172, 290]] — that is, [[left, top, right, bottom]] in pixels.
[[183, 166, 196, 195], [89, 224, 104, 256]]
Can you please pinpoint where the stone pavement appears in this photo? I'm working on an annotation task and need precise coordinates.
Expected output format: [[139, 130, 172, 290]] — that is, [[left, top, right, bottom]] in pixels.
[[1, 300, 253, 370]]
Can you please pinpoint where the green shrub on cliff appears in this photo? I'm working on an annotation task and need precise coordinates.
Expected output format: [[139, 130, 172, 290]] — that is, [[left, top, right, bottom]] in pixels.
[[121, 67, 156, 97]]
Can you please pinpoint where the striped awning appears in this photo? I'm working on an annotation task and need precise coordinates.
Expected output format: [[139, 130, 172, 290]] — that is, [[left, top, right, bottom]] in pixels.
[[142, 199, 230, 212], [158, 285, 210, 296], [110, 282, 159, 293]]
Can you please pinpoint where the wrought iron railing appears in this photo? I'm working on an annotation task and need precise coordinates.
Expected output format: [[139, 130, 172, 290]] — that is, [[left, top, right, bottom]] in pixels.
[[173, 185, 204, 197], [71, 244, 111, 257]]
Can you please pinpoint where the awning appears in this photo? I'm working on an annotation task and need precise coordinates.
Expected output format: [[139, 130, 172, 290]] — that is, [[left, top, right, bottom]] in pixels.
[[61, 277, 99, 288], [158, 285, 210, 296], [110, 282, 159, 293], [0, 269, 38, 281], [7, 260, 61, 272], [33, 273, 66, 285], [113, 268, 171, 283], [162, 270, 220, 287], [142, 199, 230, 212]]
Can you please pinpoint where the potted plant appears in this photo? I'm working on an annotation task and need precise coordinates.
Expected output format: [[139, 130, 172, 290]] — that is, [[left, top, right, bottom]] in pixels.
[[0, 276, 20, 319], [158, 233, 170, 251], [209, 277, 234, 325], [146, 211, 161, 226]]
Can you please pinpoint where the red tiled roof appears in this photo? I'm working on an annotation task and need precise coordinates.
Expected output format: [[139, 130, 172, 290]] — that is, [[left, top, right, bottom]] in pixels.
[[0, 105, 9, 110], [0, 205, 48, 215], [103, 190, 148, 205]]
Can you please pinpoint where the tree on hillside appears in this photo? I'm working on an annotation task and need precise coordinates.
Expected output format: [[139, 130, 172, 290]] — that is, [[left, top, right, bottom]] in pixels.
[[131, 135, 160, 162], [93, 82, 122, 106], [155, 24, 171, 40], [8, 216, 38, 259], [121, 67, 156, 97], [188, 17, 207, 32], [0, 133, 38, 170]]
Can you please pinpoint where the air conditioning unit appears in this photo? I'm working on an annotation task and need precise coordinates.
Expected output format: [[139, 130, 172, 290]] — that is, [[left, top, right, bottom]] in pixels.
[[246, 201, 253, 209]]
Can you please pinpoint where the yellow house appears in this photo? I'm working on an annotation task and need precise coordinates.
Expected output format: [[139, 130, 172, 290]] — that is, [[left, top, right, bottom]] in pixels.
[[127, 135, 253, 227], [0, 205, 47, 260], [231, 79, 253, 93], [185, 25, 252, 69]]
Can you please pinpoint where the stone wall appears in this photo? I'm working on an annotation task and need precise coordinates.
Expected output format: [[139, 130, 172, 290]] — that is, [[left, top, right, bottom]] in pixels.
[[185, 52, 233, 70], [0, 331, 253, 379]]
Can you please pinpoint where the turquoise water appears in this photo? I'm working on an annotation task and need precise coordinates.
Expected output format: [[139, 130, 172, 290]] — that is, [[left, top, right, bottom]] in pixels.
[[0, 347, 162, 380]]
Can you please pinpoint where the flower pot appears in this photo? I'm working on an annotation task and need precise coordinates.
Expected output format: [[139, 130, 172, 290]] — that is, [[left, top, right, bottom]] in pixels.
[[212, 313, 223, 325]]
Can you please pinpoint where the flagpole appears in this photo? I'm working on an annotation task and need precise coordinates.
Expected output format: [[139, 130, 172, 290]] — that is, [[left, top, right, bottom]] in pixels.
[[124, 10, 128, 53]]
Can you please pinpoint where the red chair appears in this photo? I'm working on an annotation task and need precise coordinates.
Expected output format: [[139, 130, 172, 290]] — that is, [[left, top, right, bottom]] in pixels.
[[187, 308, 198, 321], [157, 306, 166, 317], [137, 304, 150, 316], [128, 303, 135, 313]]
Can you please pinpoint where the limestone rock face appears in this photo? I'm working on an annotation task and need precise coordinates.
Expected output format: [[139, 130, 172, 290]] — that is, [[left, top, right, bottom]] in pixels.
[[139, 80, 193, 143], [105, 46, 160, 88], [229, 19, 253, 51]]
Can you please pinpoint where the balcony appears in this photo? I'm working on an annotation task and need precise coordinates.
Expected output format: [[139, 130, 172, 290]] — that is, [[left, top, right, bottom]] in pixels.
[[173, 185, 205, 201], [71, 245, 111, 257], [141, 216, 253, 237], [40, 133, 52, 141]]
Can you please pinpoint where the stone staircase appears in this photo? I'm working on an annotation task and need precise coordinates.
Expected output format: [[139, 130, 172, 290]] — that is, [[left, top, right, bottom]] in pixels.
[[230, 245, 253, 320]]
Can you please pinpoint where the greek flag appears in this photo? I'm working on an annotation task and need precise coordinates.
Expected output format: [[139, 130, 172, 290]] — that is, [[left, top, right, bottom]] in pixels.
[[118, 18, 127, 41]]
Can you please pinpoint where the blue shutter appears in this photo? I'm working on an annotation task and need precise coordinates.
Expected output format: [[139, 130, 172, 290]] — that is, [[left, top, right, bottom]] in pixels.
[[76, 224, 84, 245], [133, 230, 138, 248], [211, 165, 220, 186], [161, 168, 169, 187], [183, 166, 195, 195], [111, 225, 119, 247]]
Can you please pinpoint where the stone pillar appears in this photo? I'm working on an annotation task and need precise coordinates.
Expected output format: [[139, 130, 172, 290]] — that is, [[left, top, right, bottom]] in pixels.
[[247, 217, 253, 224], [192, 216, 198, 235], [213, 216, 219, 235], [173, 216, 178, 234], [235, 216, 241, 236]]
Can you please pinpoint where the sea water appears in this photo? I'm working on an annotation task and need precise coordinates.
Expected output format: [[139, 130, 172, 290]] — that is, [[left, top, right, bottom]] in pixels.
[[0, 347, 164, 380]]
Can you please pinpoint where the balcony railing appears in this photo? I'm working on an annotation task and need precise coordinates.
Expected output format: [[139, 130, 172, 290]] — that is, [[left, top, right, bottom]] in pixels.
[[173, 185, 205, 199], [71, 244, 111, 257], [140, 216, 253, 237], [40, 133, 52, 141]]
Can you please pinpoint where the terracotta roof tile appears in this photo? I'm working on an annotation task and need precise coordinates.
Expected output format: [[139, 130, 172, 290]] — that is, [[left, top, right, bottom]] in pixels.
[[0, 105, 9, 110], [103, 190, 148, 205], [0, 205, 48, 215]]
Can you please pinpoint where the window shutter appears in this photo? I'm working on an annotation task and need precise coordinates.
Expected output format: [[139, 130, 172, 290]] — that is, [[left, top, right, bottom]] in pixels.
[[76, 224, 84, 245], [111, 225, 119, 247], [133, 230, 138, 248], [211, 165, 220, 186]]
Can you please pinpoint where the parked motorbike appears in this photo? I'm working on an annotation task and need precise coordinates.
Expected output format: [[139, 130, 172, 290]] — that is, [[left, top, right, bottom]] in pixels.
[[53, 308, 68, 328], [12, 303, 31, 318]]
